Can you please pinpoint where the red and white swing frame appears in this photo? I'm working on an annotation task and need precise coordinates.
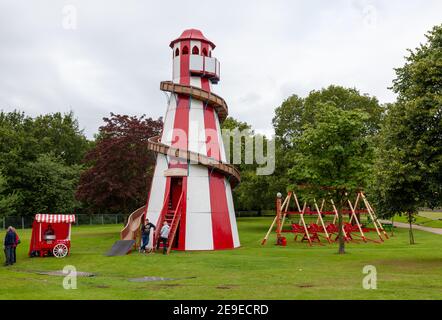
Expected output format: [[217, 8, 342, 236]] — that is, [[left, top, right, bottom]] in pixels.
[[261, 191, 388, 246]]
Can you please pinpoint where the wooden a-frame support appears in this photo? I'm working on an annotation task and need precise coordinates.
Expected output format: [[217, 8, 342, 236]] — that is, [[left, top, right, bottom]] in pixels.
[[359, 192, 389, 240], [261, 191, 388, 247]]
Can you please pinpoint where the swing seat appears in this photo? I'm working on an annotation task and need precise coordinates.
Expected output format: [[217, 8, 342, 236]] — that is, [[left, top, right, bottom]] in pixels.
[[326, 223, 338, 233], [291, 224, 305, 233]]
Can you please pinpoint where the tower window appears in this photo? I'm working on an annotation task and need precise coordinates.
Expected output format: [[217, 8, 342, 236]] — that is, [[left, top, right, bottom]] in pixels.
[[175, 48, 180, 57], [192, 46, 199, 55], [182, 46, 189, 55], [202, 48, 208, 56]]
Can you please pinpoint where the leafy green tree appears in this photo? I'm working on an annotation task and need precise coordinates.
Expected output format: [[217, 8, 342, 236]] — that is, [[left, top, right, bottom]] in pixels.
[[287, 89, 379, 254], [0, 172, 19, 217], [17, 154, 82, 214], [373, 24, 442, 244], [0, 110, 90, 215], [76, 114, 163, 214], [273, 86, 382, 148]]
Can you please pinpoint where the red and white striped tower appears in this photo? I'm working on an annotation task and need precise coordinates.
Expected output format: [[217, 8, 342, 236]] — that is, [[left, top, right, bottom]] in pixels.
[[145, 29, 240, 251]]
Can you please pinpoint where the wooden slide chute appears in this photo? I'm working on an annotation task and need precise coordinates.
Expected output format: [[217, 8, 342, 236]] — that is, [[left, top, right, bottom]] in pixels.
[[120, 205, 147, 241], [261, 191, 388, 247], [147, 136, 241, 187], [160, 81, 228, 122]]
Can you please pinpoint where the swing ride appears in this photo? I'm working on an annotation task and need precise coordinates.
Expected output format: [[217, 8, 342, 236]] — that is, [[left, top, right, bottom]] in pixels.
[[262, 190, 389, 247]]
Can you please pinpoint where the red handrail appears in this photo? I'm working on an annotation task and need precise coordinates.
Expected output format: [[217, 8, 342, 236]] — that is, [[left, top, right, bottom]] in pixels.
[[166, 192, 184, 255], [152, 188, 171, 248]]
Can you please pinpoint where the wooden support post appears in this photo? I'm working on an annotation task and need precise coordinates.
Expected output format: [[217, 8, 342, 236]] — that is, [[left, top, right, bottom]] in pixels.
[[300, 202, 312, 245], [360, 195, 383, 241], [361, 192, 389, 240], [261, 215, 278, 245], [316, 199, 325, 224], [349, 193, 361, 224], [330, 199, 349, 241], [293, 192, 303, 225], [314, 199, 331, 243], [347, 198, 367, 242], [331, 199, 338, 225], [276, 194, 282, 242], [280, 192, 291, 233], [261, 193, 286, 245]]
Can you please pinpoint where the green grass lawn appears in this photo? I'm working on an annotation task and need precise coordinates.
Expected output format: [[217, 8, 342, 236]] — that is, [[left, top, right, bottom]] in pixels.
[[394, 211, 442, 228], [1, 217, 442, 300]]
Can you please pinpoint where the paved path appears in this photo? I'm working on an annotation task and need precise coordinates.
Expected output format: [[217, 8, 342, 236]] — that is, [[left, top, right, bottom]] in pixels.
[[382, 221, 442, 235]]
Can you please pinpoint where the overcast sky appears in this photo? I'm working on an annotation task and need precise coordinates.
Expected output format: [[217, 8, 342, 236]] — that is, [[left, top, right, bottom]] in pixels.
[[1, 1, 441, 138]]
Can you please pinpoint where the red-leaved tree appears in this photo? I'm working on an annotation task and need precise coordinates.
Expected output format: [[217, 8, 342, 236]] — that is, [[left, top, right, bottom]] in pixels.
[[76, 113, 163, 214]]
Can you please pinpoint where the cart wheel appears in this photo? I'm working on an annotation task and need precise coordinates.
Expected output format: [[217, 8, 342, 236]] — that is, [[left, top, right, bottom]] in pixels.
[[53, 244, 68, 258]]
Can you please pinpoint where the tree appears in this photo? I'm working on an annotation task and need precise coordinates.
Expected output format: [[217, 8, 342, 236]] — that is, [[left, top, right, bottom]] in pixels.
[[373, 24, 442, 244], [0, 110, 91, 216], [273, 86, 382, 148], [0, 172, 19, 217], [18, 154, 82, 214], [287, 88, 379, 254], [273, 86, 382, 204], [76, 113, 163, 214], [221, 117, 282, 214]]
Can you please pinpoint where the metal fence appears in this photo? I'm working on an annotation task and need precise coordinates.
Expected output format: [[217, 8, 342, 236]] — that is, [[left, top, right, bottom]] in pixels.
[[0, 211, 273, 230], [0, 214, 127, 230]]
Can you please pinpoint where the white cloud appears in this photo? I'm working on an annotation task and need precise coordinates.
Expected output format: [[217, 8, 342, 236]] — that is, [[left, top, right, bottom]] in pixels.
[[0, 0, 441, 138]]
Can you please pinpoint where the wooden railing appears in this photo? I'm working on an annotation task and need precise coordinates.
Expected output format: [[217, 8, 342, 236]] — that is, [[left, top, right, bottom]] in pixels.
[[147, 136, 240, 187], [152, 187, 171, 249], [160, 81, 228, 122], [166, 192, 184, 255]]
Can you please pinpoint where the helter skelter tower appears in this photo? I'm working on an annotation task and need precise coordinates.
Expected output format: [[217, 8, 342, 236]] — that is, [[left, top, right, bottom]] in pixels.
[[144, 29, 241, 251]]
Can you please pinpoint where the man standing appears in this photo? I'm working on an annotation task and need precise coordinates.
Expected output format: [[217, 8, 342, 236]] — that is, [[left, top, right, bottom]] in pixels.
[[156, 221, 170, 255], [140, 218, 156, 253], [11, 227, 20, 264], [3, 226, 16, 266]]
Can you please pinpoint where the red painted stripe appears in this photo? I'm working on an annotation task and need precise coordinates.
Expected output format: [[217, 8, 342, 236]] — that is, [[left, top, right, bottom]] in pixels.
[[209, 172, 234, 249], [170, 40, 191, 168], [177, 176, 187, 250], [203, 95, 234, 249], [169, 40, 191, 248], [179, 40, 191, 85]]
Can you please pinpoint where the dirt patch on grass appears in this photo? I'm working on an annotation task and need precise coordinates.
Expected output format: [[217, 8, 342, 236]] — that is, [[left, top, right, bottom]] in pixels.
[[373, 258, 442, 271], [37, 271, 95, 277], [297, 284, 314, 288], [94, 285, 110, 289], [128, 276, 196, 282], [216, 285, 239, 290], [137, 283, 183, 290]]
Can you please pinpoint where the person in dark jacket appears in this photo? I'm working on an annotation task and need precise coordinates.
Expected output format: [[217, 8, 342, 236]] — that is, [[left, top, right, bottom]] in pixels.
[[4, 226, 16, 266], [11, 227, 20, 264], [140, 219, 156, 253]]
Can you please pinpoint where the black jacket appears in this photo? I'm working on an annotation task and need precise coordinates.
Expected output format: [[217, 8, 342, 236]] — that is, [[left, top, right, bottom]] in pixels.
[[141, 223, 156, 235], [4, 230, 16, 246]]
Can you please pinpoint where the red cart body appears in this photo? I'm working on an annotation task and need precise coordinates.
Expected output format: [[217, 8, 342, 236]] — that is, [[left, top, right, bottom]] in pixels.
[[28, 214, 75, 258]]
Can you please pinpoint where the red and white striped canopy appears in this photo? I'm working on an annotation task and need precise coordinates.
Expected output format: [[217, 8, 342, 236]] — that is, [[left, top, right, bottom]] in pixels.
[[35, 214, 76, 223]]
